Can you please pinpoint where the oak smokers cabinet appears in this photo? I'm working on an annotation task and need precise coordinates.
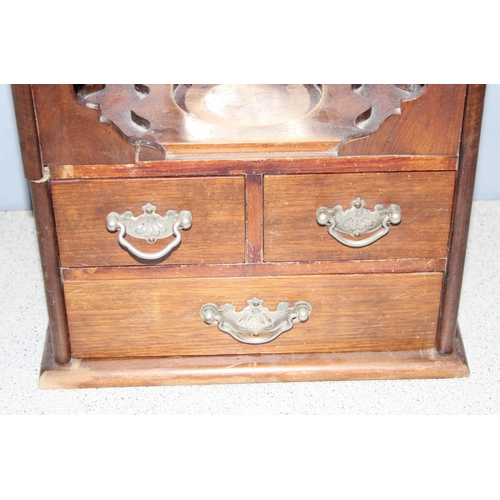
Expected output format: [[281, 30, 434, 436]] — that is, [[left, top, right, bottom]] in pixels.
[[13, 84, 485, 389]]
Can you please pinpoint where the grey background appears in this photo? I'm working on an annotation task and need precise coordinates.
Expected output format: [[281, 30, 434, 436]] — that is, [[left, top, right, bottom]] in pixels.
[[1, 84, 498, 210]]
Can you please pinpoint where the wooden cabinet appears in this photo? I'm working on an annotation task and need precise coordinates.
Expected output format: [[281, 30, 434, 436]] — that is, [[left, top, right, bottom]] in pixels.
[[12, 84, 485, 388]]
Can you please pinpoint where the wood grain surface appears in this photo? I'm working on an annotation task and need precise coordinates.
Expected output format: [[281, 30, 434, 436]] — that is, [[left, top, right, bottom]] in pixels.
[[438, 84, 486, 353], [340, 84, 466, 156], [48, 155, 457, 180], [245, 174, 263, 262], [30, 181, 71, 363], [33, 84, 137, 166], [64, 273, 443, 358], [11, 85, 44, 181], [264, 171, 456, 262], [39, 327, 469, 389], [62, 259, 447, 281], [51, 177, 245, 267]]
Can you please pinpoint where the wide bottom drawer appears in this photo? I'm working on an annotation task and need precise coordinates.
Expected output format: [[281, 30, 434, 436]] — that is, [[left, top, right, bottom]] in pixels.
[[64, 273, 443, 358]]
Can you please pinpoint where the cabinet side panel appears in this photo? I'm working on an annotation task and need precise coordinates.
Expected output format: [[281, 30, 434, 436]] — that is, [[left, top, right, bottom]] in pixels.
[[437, 84, 486, 353], [11, 85, 43, 181], [30, 181, 71, 363]]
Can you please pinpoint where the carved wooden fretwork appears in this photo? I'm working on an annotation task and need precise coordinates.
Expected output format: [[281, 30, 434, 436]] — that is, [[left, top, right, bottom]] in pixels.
[[74, 84, 427, 157]]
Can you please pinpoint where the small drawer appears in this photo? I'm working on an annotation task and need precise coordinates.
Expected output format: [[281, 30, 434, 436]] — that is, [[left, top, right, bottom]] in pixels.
[[51, 176, 245, 267], [263, 171, 456, 262], [64, 273, 442, 358]]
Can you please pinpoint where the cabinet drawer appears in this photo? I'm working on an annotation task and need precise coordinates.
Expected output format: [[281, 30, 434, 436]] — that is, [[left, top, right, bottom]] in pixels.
[[264, 171, 455, 262], [65, 273, 442, 358], [52, 177, 245, 267]]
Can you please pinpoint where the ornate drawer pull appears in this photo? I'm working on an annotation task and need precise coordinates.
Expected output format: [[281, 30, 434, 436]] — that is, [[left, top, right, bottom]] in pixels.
[[316, 197, 401, 248], [106, 203, 192, 260], [200, 297, 312, 345]]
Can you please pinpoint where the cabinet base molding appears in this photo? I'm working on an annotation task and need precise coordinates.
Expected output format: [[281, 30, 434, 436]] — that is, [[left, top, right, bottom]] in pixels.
[[39, 327, 469, 389]]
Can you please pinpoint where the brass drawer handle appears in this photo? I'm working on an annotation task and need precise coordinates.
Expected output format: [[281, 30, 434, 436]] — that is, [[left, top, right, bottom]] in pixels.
[[200, 297, 312, 345], [316, 197, 401, 248], [106, 203, 192, 260]]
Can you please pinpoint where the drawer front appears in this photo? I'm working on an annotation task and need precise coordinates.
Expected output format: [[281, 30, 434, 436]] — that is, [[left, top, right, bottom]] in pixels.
[[65, 273, 442, 358], [52, 177, 245, 267], [264, 171, 455, 262]]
